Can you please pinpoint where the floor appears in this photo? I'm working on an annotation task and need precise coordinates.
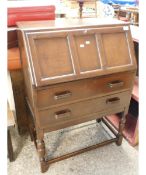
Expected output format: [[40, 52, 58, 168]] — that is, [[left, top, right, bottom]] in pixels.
[[8, 120, 138, 175]]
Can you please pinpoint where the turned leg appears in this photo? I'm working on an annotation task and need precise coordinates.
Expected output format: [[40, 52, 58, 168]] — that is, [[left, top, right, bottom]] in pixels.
[[37, 139, 45, 161], [116, 112, 126, 146], [37, 132, 49, 173]]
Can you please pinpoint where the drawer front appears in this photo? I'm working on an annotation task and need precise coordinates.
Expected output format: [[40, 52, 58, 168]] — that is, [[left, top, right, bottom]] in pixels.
[[38, 91, 131, 129], [37, 71, 135, 109]]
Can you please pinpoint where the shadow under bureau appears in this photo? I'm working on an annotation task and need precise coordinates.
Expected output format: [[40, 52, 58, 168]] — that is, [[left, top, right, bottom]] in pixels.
[[17, 18, 137, 173]]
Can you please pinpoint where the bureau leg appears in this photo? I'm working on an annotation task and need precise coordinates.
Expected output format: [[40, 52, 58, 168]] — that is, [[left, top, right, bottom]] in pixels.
[[96, 118, 102, 123], [37, 139, 49, 173], [116, 112, 126, 146], [8, 129, 14, 162]]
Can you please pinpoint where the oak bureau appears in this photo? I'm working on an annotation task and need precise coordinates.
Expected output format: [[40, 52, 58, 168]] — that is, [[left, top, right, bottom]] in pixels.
[[17, 18, 137, 173]]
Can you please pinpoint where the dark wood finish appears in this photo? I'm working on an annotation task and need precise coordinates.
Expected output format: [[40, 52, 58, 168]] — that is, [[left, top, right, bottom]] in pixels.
[[17, 19, 137, 173], [102, 32, 131, 67], [100, 117, 117, 136], [7, 99, 15, 162], [8, 129, 14, 162], [74, 33, 101, 72], [10, 70, 28, 133], [22, 24, 136, 87], [116, 111, 126, 145], [102, 37, 139, 146], [38, 91, 130, 129], [105, 112, 138, 146], [37, 71, 135, 109], [37, 137, 117, 173], [28, 32, 76, 85], [46, 138, 117, 165], [8, 28, 18, 49]]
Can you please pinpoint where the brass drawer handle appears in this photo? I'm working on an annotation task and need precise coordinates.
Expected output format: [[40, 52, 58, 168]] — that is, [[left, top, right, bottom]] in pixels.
[[106, 97, 120, 104], [54, 91, 72, 100], [55, 109, 71, 119], [108, 81, 124, 88]]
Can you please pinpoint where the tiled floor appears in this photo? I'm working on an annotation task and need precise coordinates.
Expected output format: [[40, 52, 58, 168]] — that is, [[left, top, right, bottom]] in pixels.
[[8, 120, 138, 175]]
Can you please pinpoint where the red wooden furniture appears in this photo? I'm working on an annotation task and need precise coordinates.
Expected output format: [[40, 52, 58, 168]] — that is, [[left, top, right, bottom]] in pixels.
[[8, 6, 55, 27]]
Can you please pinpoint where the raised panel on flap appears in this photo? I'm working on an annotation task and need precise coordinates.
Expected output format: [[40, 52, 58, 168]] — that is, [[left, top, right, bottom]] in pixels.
[[34, 37, 74, 78], [74, 34, 101, 73], [101, 32, 131, 68], [26, 32, 78, 86]]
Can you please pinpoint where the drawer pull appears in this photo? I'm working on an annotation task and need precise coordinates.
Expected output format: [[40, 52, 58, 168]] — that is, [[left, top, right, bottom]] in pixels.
[[106, 97, 120, 104], [54, 91, 72, 100], [55, 109, 71, 119], [108, 81, 124, 88]]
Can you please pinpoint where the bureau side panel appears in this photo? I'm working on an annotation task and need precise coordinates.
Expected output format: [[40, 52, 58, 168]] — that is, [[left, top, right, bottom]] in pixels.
[[17, 30, 35, 114]]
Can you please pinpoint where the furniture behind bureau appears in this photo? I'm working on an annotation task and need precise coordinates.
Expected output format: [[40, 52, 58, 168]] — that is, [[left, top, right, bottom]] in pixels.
[[17, 18, 137, 173], [7, 101, 15, 162]]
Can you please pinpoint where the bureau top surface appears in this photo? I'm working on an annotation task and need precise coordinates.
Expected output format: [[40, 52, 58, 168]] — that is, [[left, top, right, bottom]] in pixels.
[[17, 18, 129, 31]]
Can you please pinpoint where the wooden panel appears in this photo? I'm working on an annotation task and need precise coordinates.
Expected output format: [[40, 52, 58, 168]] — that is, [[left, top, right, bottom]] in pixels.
[[37, 71, 135, 109], [74, 34, 101, 72], [34, 37, 74, 78], [10, 70, 28, 133], [17, 30, 35, 112], [38, 91, 131, 129], [26, 32, 79, 86], [101, 32, 131, 68], [8, 29, 18, 49], [23, 25, 137, 86]]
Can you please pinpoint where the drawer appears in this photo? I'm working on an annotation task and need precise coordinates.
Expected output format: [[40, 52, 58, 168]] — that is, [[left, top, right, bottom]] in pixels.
[[37, 71, 135, 109], [38, 91, 131, 129]]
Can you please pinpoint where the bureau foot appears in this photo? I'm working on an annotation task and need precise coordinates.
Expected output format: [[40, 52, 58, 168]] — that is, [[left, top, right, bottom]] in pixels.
[[8, 129, 14, 162], [40, 161, 49, 173], [37, 139, 48, 172], [116, 112, 126, 146], [96, 118, 102, 123], [116, 134, 123, 146]]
